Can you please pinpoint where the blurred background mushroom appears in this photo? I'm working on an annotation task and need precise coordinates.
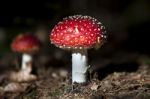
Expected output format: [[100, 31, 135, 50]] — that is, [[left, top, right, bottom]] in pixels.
[[10, 33, 41, 82]]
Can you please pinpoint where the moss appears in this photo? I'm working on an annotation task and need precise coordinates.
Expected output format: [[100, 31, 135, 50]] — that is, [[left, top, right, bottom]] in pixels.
[[17, 87, 37, 99], [48, 89, 63, 97]]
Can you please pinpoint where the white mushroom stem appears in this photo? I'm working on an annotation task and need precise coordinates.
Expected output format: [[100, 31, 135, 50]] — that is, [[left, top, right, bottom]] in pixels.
[[21, 53, 32, 73], [72, 49, 88, 83]]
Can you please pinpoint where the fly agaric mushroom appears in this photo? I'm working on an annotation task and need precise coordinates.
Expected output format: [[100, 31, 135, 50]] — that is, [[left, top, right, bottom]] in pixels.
[[50, 15, 107, 83], [11, 33, 41, 82]]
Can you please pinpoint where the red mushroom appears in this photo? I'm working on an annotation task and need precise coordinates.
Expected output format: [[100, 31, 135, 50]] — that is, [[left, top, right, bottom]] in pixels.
[[11, 33, 41, 82], [50, 15, 106, 83]]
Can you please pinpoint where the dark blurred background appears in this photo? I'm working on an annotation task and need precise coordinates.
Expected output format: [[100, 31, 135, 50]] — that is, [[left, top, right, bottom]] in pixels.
[[0, 0, 150, 71]]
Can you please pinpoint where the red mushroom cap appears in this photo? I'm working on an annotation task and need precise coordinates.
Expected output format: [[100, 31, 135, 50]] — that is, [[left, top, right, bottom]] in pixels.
[[11, 33, 41, 53], [50, 15, 107, 49]]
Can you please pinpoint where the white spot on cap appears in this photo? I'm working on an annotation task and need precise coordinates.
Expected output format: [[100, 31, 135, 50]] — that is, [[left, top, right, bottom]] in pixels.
[[80, 28, 84, 31], [101, 26, 105, 29], [79, 47, 83, 49], [60, 33, 63, 35], [90, 33, 94, 37], [94, 28, 97, 31], [98, 22, 102, 24], [74, 26, 79, 34]]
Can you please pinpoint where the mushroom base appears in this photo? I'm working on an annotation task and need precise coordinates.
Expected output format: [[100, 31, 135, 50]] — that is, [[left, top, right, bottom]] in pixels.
[[9, 70, 37, 82], [72, 49, 88, 83], [9, 53, 36, 82]]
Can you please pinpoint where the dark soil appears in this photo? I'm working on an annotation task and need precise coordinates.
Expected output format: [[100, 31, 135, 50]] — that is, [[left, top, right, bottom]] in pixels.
[[0, 52, 150, 99]]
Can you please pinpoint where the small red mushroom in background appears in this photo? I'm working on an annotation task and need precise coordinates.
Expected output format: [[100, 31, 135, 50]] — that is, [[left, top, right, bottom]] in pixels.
[[50, 15, 107, 83], [11, 33, 41, 82]]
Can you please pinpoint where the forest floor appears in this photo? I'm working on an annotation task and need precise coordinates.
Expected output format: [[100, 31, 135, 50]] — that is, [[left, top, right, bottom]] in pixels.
[[0, 52, 150, 99]]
